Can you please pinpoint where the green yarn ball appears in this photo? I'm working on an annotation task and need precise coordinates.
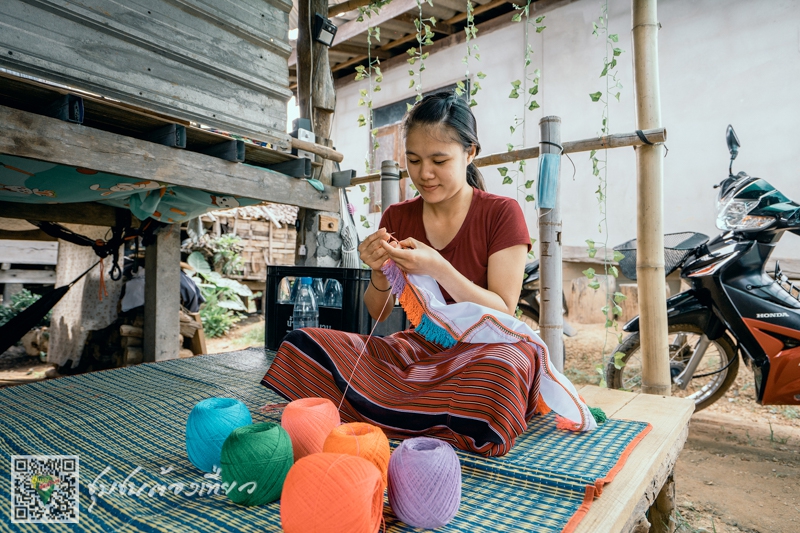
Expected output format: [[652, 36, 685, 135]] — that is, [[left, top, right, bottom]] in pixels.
[[220, 422, 294, 506], [589, 406, 607, 424]]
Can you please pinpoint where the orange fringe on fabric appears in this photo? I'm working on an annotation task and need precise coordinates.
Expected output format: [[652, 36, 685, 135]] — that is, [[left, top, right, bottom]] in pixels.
[[533, 397, 552, 416], [399, 288, 424, 326], [555, 415, 582, 432]]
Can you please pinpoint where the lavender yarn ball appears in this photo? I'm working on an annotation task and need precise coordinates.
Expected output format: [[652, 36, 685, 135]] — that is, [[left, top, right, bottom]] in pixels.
[[388, 437, 462, 529]]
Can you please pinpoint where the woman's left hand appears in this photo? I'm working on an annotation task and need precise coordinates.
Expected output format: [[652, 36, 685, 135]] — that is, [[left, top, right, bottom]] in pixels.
[[381, 237, 447, 278]]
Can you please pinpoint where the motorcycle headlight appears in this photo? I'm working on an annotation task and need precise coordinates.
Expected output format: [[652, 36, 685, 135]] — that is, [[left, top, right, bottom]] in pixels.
[[716, 198, 775, 231]]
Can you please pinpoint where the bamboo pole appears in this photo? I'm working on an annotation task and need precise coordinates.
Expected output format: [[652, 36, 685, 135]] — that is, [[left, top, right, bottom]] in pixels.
[[538, 116, 564, 372], [632, 0, 670, 396], [349, 127, 666, 185]]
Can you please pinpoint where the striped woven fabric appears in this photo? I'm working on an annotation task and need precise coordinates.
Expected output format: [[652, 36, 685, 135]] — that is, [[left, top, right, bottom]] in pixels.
[[263, 328, 543, 457], [0, 349, 649, 533]]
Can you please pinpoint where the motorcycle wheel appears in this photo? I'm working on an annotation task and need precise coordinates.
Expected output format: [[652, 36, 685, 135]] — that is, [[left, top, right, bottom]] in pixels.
[[606, 323, 739, 411]]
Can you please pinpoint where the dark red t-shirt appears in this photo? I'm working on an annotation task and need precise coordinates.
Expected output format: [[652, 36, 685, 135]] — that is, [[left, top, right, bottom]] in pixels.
[[379, 188, 531, 304]]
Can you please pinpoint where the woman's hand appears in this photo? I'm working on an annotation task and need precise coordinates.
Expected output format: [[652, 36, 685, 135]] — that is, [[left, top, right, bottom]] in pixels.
[[358, 228, 394, 271], [381, 237, 446, 278]]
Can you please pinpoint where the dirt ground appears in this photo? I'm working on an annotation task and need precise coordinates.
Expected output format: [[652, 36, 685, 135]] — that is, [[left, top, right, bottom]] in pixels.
[[565, 323, 800, 533], [2, 320, 799, 531]]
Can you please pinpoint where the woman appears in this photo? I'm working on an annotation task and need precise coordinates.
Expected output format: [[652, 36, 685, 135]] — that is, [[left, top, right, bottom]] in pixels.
[[262, 92, 539, 457]]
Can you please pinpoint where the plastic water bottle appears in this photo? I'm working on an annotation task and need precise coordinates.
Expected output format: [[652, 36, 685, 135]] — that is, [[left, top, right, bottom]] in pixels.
[[292, 277, 318, 330], [323, 279, 343, 308]]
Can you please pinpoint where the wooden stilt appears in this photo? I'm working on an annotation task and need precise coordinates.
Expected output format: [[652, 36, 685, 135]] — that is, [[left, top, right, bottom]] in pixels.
[[538, 116, 564, 371], [632, 0, 670, 395], [143, 226, 180, 362]]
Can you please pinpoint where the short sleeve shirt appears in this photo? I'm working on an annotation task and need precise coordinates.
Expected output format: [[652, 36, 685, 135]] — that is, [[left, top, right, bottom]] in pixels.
[[379, 188, 531, 304]]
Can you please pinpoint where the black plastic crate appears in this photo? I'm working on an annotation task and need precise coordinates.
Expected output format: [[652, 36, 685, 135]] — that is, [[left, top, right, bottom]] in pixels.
[[266, 266, 408, 350]]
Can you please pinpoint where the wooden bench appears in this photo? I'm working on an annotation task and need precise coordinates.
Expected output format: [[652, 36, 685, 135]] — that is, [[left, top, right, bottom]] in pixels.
[[575, 385, 695, 533]]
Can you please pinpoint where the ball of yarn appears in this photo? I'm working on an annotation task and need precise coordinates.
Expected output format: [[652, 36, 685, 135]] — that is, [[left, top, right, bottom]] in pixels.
[[323, 422, 390, 488], [388, 437, 462, 529], [219, 422, 294, 506], [281, 453, 383, 533], [281, 397, 340, 461], [186, 397, 252, 473]]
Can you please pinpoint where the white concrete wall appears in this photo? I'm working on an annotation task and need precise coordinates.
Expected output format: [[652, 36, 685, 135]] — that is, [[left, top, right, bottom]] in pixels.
[[332, 0, 800, 259]]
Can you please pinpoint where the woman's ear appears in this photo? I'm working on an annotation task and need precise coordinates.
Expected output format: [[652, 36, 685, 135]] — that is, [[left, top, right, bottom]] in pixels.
[[466, 144, 477, 165]]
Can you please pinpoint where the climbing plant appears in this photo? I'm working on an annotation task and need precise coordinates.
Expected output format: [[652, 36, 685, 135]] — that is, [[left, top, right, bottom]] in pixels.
[[406, 0, 436, 110], [498, 2, 545, 204], [457, 0, 484, 106], [583, 0, 627, 384], [355, 23, 383, 174]]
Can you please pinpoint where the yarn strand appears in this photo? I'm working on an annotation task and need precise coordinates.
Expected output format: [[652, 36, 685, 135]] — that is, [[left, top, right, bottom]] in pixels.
[[336, 290, 393, 413]]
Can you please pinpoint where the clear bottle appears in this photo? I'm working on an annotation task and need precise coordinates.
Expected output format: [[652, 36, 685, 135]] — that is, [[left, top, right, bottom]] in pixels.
[[323, 278, 343, 308], [292, 277, 319, 330], [312, 278, 325, 305]]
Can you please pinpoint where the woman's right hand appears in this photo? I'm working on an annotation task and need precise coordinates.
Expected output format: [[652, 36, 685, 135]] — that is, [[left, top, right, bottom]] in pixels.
[[358, 227, 394, 271]]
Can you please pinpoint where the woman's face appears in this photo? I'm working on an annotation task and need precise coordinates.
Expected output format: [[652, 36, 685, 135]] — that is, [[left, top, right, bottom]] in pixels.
[[405, 125, 476, 205]]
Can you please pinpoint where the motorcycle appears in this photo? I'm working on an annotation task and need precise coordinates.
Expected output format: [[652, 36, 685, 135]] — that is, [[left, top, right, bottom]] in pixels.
[[606, 125, 800, 410], [518, 260, 576, 338]]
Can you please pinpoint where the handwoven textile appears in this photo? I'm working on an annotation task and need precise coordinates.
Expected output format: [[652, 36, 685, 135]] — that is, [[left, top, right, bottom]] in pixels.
[[0, 349, 649, 533]]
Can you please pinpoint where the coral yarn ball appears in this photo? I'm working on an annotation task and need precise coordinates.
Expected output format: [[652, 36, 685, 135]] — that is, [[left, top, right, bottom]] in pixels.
[[220, 422, 294, 506], [281, 397, 340, 460], [186, 397, 252, 473], [281, 453, 383, 533], [323, 422, 390, 488], [388, 437, 462, 529]]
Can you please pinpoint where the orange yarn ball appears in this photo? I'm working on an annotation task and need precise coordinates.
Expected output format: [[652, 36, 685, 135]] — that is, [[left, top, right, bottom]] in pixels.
[[280, 453, 383, 533], [281, 397, 341, 461], [323, 422, 390, 488]]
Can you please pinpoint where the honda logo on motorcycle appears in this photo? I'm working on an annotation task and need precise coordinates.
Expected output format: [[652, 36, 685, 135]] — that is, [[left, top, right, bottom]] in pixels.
[[756, 312, 790, 319]]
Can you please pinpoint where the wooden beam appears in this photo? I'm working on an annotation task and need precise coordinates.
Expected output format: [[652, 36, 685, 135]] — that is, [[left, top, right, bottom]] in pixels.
[[291, 138, 344, 163], [143, 226, 180, 362], [0, 229, 57, 242], [0, 269, 56, 284], [350, 128, 667, 184], [0, 201, 121, 226], [0, 105, 339, 212], [632, 0, 670, 396], [331, 42, 390, 58], [0, 240, 58, 265], [328, 0, 373, 18], [396, 12, 455, 34], [331, 54, 370, 72]]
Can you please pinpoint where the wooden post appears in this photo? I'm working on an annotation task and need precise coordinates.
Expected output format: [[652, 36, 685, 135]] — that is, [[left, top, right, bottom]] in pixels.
[[143, 226, 180, 362], [538, 116, 564, 371], [632, 0, 670, 395], [295, 0, 341, 267]]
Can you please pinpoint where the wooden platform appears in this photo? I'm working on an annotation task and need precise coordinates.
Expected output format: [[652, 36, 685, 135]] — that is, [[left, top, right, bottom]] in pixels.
[[575, 386, 695, 533]]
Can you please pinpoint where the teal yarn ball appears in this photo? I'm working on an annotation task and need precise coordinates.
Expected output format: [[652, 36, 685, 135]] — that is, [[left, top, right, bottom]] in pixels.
[[186, 397, 252, 473], [220, 422, 294, 506]]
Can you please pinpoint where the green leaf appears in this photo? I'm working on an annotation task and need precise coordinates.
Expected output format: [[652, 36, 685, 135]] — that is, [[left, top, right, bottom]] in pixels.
[[359, 215, 367, 222], [421, 52, 429, 60], [536, 26, 546, 33], [589, 91, 603, 102], [455, 85, 463, 96], [586, 238, 595, 248], [524, 180, 534, 188], [359, 184, 367, 193], [509, 89, 519, 99], [528, 100, 540, 111], [360, 89, 368, 97], [502, 176, 513, 185], [609, 265, 619, 278], [363, 196, 370, 204], [188, 251, 211, 274], [407, 47, 416, 56], [588, 248, 597, 258], [613, 304, 623, 316], [507, 143, 514, 152], [525, 194, 535, 202], [409, 78, 415, 89], [600, 63, 609, 77], [613, 47, 623, 57], [358, 98, 365, 107], [535, 15, 545, 23], [614, 92, 621, 101], [583, 267, 596, 279], [498, 166, 508, 177], [357, 114, 367, 127], [407, 102, 414, 112], [218, 299, 247, 311], [512, 12, 522, 22], [609, 33, 619, 42], [613, 351, 627, 370], [510, 125, 516, 134], [362, 220, 371, 228], [408, 69, 415, 76], [613, 250, 625, 262], [511, 79, 522, 89], [588, 280, 600, 290], [589, 149, 597, 158], [469, 99, 478, 107], [408, 57, 416, 65], [529, 85, 539, 95], [477, 71, 486, 79]]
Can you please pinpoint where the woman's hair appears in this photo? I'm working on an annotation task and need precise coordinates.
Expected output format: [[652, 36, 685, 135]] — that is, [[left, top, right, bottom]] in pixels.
[[402, 91, 485, 191]]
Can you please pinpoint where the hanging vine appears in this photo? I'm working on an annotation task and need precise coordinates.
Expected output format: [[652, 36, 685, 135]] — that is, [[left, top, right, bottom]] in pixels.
[[583, 0, 627, 383], [406, 0, 436, 110], [457, 0, 485, 106], [498, 2, 545, 204]]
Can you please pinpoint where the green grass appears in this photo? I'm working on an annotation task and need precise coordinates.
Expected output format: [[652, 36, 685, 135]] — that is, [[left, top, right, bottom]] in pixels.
[[230, 324, 265, 349]]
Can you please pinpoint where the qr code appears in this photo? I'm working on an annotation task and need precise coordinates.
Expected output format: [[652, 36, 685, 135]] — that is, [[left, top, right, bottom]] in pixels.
[[11, 455, 79, 523]]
